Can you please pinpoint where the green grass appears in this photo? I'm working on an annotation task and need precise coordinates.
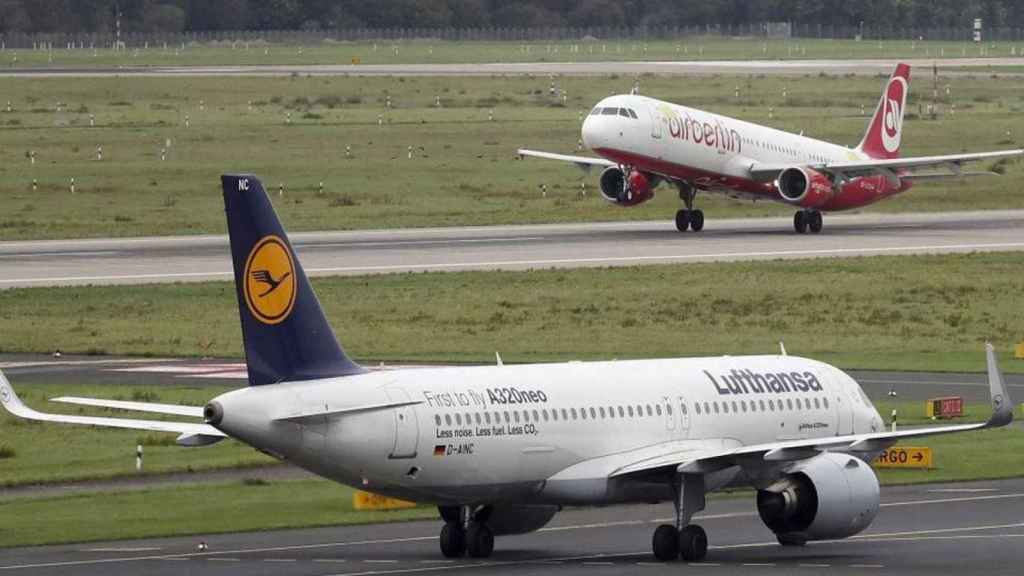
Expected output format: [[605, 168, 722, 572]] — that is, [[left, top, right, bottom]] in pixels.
[[2, 252, 1022, 371], [0, 382, 274, 487], [0, 71, 1021, 239], [0, 479, 436, 548], [4, 37, 1022, 68], [3, 426, 1024, 547]]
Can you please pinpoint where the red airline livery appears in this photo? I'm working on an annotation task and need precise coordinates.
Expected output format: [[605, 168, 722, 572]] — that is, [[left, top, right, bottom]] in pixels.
[[520, 64, 1022, 233]]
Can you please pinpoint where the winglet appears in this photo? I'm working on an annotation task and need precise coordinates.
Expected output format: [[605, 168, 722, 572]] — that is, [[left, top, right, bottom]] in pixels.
[[0, 369, 28, 418], [985, 343, 1014, 427]]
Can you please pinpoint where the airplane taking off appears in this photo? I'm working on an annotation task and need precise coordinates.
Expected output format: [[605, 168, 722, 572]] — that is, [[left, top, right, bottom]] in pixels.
[[519, 64, 1023, 234], [0, 175, 1014, 562]]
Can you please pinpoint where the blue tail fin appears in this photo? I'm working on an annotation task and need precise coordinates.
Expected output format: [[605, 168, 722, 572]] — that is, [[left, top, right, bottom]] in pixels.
[[221, 174, 364, 385]]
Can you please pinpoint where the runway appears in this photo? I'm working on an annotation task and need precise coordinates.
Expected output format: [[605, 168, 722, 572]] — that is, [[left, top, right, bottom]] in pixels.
[[3, 57, 1024, 77], [3, 478, 1024, 575], [2, 210, 1023, 288]]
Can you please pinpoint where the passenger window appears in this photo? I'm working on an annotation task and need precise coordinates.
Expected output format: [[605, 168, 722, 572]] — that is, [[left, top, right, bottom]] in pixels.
[[533, 409, 540, 422], [617, 406, 625, 418], [731, 401, 737, 413], [599, 407, 606, 418], [666, 404, 673, 416], [561, 408, 568, 420], [823, 398, 830, 409], [456, 414, 462, 425], [475, 413, 481, 425], [655, 405, 662, 416], [513, 411, 520, 423], [580, 407, 587, 420], [608, 406, 615, 419], [646, 405, 653, 416], [804, 398, 811, 410], [681, 403, 687, 415], [602, 107, 618, 115], [741, 401, 747, 412], [484, 412, 491, 424], [704, 402, 709, 414], [695, 403, 702, 415], [435, 415, 442, 426], [522, 411, 529, 423], [759, 399, 766, 412], [787, 399, 794, 410], [504, 411, 510, 423], [589, 407, 597, 419], [627, 405, 634, 417], [723, 402, 729, 414], [446, 414, 453, 425], [814, 398, 820, 409], [542, 409, 549, 421], [713, 402, 720, 414], [571, 407, 578, 419]]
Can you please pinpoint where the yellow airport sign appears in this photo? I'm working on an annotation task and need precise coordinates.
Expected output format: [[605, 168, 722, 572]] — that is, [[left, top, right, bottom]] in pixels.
[[1015, 342, 1024, 359], [353, 490, 417, 511], [872, 446, 933, 469]]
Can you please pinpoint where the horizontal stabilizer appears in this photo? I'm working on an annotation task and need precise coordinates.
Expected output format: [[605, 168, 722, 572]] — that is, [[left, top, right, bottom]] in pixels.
[[51, 396, 204, 418], [0, 370, 225, 441]]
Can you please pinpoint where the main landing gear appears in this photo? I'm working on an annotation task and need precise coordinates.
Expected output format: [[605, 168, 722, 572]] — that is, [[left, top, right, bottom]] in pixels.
[[438, 505, 495, 558], [652, 474, 709, 562], [793, 210, 823, 234], [675, 181, 704, 233]]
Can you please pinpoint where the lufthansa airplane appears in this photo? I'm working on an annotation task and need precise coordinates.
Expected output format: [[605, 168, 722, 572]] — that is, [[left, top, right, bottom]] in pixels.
[[0, 175, 1014, 562], [520, 64, 1023, 233]]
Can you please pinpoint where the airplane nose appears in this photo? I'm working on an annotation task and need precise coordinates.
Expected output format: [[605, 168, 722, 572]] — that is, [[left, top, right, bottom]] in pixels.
[[581, 115, 601, 150]]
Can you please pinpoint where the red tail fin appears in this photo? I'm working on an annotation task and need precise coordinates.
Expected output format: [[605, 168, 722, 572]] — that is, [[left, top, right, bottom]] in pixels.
[[857, 64, 911, 159]]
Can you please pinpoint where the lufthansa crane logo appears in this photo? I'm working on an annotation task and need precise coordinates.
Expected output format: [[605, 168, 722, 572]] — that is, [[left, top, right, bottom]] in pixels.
[[0, 384, 10, 404], [243, 235, 297, 325]]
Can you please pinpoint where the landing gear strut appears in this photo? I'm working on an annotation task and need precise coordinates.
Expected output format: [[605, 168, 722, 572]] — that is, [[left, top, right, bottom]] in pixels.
[[652, 473, 708, 562], [793, 210, 823, 234], [675, 182, 704, 233], [438, 505, 495, 559]]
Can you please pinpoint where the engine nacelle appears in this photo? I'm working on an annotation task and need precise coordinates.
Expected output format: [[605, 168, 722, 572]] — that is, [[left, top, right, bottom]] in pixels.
[[479, 505, 559, 536], [599, 166, 654, 206], [756, 453, 879, 542], [775, 167, 833, 208]]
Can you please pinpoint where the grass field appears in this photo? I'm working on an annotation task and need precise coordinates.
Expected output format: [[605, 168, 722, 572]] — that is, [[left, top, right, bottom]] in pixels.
[[3, 424, 1023, 547], [5, 37, 1023, 68], [0, 70, 1021, 239], [1, 252, 1021, 371]]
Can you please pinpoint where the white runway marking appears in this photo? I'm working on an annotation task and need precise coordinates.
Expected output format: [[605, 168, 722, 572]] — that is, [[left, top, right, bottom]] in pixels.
[[313, 237, 547, 248], [928, 488, 999, 493], [4, 241, 1024, 286], [3, 493, 1024, 571], [81, 547, 161, 553]]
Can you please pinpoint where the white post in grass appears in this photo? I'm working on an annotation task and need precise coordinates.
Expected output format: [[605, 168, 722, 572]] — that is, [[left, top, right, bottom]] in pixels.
[[136, 444, 143, 471], [890, 409, 898, 432], [89, 113, 95, 126], [70, 177, 75, 194], [32, 178, 37, 192], [160, 147, 166, 161], [96, 146, 102, 161], [407, 145, 413, 159], [184, 114, 190, 128], [345, 145, 351, 158]]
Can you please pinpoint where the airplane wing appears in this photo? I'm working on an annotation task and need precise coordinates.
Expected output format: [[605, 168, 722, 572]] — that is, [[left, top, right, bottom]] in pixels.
[[517, 149, 615, 171], [0, 370, 225, 446], [748, 149, 1022, 182], [609, 344, 1012, 479]]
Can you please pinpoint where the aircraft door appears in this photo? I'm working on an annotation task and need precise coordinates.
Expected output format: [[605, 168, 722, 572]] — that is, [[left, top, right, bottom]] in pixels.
[[647, 104, 663, 139], [823, 367, 855, 436], [662, 395, 676, 433], [678, 394, 691, 437], [385, 387, 419, 459]]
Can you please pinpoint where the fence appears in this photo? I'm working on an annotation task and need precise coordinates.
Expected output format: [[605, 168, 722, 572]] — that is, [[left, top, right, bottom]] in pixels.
[[2, 24, 1023, 50]]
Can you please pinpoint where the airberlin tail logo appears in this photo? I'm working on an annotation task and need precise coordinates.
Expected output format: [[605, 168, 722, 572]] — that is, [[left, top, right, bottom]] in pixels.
[[881, 77, 907, 153], [243, 235, 297, 325]]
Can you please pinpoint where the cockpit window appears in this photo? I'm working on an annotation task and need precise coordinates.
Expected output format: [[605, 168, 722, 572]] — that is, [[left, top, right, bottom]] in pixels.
[[618, 108, 630, 118], [590, 107, 602, 116], [627, 108, 638, 119], [601, 107, 619, 115]]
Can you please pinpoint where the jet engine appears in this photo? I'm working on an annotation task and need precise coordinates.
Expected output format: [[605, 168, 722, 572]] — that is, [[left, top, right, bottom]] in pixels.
[[775, 167, 833, 208], [756, 453, 879, 544], [599, 166, 655, 206]]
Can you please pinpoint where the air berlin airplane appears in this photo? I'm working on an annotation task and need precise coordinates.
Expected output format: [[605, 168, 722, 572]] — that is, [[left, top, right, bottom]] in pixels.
[[520, 64, 1022, 233]]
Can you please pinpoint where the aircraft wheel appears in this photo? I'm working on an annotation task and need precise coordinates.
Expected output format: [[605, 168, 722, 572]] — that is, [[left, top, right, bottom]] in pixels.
[[675, 209, 691, 232], [652, 524, 680, 561], [808, 211, 823, 234], [793, 211, 808, 234], [679, 524, 708, 561], [777, 533, 808, 547], [466, 523, 494, 558], [439, 522, 467, 558], [689, 209, 705, 232]]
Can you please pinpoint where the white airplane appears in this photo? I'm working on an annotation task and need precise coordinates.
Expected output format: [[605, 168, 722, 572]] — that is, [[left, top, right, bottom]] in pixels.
[[520, 64, 1023, 234], [0, 174, 1014, 562]]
